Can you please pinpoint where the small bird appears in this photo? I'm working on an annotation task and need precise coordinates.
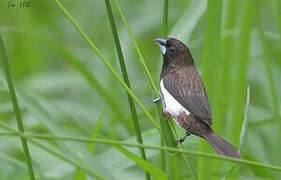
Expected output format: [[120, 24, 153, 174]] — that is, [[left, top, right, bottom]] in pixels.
[[154, 37, 239, 158]]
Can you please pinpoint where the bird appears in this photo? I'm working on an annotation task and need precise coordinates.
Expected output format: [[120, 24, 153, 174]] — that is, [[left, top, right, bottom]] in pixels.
[[153, 37, 239, 158]]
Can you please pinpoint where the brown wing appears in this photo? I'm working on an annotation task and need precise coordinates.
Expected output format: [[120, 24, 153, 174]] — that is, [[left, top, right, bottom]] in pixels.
[[162, 66, 212, 126]]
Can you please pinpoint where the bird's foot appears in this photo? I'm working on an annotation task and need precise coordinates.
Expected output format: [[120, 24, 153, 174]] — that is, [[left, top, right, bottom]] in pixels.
[[176, 137, 186, 144], [152, 96, 161, 104], [176, 131, 191, 145]]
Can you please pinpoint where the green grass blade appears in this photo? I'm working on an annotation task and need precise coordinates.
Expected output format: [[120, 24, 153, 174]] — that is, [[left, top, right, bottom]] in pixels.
[[242, 154, 275, 178], [169, 0, 206, 41], [17, 90, 116, 179], [111, 0, 157, 94], [0, 123, 104, 179], [230, 0, 254, 145], [74, 168, 86, 180], [256, 2, 281, 137], [30, 140, 104, 179], [160, 0, 169, 174], [0, 34, 35, 180], [199, 0, 222, 179], [162, 0, 169, 36], [238, 85, 250, 153], [169, 121, 196, 179], [50, 0, 161, 133], [222, 85, 250, 179], [276, 0, 281, 35], [74, 113, 104, 180], [114, 145, 167, 180], [46, 41, 125, 120], [215, 0, 238, 134], [1, 128, 281, 172], [112, 0, 175, 148], [104, 1, 150, 179], [87, 113, 104, 151], [201, 0, 222, 104]]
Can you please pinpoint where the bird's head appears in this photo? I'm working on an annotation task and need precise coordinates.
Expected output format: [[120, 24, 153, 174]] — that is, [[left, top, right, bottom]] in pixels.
[[155, 37, 193, 66]]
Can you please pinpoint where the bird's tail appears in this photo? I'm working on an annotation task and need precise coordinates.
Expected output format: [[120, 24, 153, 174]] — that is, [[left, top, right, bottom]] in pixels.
[[203, 131, 240, 158]]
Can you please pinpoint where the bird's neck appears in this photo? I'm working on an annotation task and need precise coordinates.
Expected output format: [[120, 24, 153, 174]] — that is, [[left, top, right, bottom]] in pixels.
[[161, 56, 193, 78], [161, 63, 182, 78]]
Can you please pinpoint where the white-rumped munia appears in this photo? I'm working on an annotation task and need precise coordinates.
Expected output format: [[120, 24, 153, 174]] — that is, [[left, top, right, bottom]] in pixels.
[[154, 37, 239, 158]]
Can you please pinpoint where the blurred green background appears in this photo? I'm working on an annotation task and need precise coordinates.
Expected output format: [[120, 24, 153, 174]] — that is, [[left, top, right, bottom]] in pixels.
[[0, 0, 281, 179]]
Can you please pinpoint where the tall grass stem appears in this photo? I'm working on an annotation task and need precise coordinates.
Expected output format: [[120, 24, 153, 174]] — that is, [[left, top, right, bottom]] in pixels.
[[0, 35, 35, 180], [104, 0, 150, 179], [111, 0, 176, 147]]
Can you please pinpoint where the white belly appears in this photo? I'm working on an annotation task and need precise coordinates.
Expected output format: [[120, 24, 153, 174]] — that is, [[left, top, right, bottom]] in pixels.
[[160, 79, 190, 117]]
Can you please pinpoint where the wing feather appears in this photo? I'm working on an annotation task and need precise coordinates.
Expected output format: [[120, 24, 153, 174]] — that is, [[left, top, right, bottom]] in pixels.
[[162, 67, 212, 126]]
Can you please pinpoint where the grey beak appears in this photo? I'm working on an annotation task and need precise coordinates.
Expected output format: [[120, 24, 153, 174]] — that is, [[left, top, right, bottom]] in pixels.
[[154, 38, 168, 46], [155, 38, 168, 55]]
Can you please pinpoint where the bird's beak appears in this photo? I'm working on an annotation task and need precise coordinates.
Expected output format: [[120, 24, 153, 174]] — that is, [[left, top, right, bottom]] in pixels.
[[155, 38, 168, 55]]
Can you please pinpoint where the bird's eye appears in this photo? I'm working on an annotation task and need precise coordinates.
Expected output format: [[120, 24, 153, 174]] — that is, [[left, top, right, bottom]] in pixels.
[[170, 46, 175, 51]]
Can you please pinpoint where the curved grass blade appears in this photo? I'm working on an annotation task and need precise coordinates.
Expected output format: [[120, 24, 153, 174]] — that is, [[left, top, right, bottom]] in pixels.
[[74, 113, 104, 180], [238, 85, 250, 153], [104, 0, 150, 179], [112, 0, 175, 148], [87, 113, 104, 152], [50, 0, 161, 133], [222, 85, 250, 179], [46, 40, 126, 121], [114, 145, 167, 180], [16, 90, 116, 179], [0, 34, 35, 180], [30, 139, 105, 179], [0, 123, 105, 179]]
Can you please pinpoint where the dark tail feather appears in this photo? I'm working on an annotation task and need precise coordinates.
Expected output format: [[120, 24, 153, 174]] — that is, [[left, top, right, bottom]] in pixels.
[[204, 131, 240, 158]]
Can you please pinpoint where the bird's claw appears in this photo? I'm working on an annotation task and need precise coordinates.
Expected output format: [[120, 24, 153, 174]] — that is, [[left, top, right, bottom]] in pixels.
[[152, 96, 161, 104], [176, 137, 185, 144], [175, 131, 191, 145]]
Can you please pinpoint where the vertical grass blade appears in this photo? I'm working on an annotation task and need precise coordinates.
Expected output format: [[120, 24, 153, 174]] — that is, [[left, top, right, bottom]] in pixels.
[[169, 122, 196, 179], [112, 0, 176, 148], [222, 85, 250, 179], [238, 85, 250, 153], [215, 0, 238, 134], [276, 0, 281, 35], [104, 0, 150, 179], [162, 0, 169, 36], [229, 0, 254, 145], [50, 0, 161, 133], [87, 113, 104, 151], [199, 0, 222, 179], [256, 3, 281, 137], [160, 0, 169, 174], [0, 34, 35, 180], [201, 0, 222, 105]]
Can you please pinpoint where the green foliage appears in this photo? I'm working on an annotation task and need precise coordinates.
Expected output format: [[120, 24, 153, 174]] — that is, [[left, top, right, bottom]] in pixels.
[[0, 0, 281, 179]]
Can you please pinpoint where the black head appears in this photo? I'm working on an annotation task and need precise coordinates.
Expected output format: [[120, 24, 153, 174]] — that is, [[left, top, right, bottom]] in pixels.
[[155, 37, 194, 66]]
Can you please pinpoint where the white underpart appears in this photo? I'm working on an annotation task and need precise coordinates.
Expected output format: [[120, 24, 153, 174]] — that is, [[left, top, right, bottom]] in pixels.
[[159, 45, 166, 55], [160, 79, 190, 117]]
